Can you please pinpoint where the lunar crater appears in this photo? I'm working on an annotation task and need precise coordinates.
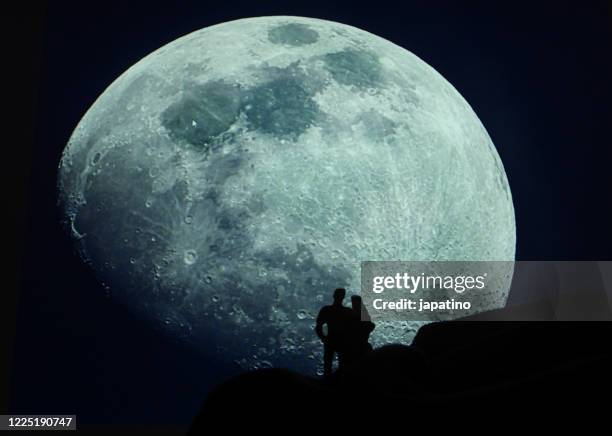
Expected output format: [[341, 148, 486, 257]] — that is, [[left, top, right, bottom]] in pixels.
[[161, 80, 242, 150], [268, 23, 320, 46], [321, 49, 384, 89]]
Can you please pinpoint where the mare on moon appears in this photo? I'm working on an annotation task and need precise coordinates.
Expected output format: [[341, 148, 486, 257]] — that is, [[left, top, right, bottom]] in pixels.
[[58, 16, 515, 373]]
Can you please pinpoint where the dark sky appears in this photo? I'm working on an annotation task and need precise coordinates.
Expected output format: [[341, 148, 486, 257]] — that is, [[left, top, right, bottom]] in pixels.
[[6, 0, 612, 430]]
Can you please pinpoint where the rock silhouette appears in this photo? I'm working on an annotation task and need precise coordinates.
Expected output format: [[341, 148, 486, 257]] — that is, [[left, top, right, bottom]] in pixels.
[[189, 313, 612, 432]]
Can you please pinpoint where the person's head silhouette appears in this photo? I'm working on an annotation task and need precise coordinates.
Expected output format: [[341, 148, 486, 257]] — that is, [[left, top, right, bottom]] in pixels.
[[351, 295, 362, 312], [333, 288, 346, 305]]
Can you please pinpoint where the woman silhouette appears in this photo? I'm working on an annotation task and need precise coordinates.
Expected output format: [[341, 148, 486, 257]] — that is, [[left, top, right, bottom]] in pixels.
[[342, 295, 375, 367]]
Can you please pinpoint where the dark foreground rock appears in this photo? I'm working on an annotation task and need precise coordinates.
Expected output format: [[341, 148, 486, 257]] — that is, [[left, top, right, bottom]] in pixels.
[[189, 322, 612, 431]]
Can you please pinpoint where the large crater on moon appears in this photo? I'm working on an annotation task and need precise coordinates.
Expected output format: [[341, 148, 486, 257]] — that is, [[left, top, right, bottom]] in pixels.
[[58, 16, 515, 374]]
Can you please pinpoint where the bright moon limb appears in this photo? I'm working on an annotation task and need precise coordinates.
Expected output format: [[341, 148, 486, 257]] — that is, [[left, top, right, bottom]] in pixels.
[[58, 16, 515, 374]]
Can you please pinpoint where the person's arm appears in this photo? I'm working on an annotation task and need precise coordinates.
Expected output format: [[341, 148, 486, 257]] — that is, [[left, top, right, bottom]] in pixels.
[[315, 308, 327, 341], [365, 321, 375, 333]]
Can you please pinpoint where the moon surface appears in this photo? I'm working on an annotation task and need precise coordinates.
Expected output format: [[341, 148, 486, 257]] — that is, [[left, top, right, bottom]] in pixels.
[[58, 16, 515, 374]]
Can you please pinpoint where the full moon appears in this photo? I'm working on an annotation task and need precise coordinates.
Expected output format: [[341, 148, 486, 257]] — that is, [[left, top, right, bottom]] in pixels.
[[58, 16, 515, 374]]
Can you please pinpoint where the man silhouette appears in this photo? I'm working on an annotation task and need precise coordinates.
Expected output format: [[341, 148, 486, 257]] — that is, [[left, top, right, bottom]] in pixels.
[[315, 288, 352, 376]]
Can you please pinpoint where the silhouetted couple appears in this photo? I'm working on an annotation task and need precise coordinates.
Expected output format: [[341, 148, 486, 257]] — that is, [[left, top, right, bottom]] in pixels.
[[315, 288, 376, 376]]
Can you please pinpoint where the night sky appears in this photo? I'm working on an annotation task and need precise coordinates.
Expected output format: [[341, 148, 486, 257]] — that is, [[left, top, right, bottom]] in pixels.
[[6, 0, 612, 430]]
